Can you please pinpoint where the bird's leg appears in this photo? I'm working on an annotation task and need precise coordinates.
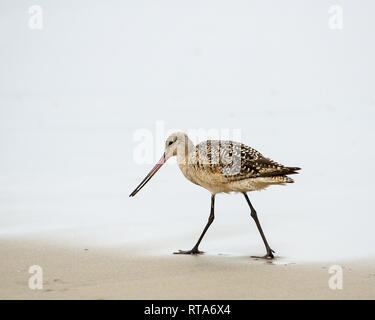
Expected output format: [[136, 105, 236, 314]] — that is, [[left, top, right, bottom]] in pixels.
[[174, 194, 215, 255], [243, 193, 275, 259]]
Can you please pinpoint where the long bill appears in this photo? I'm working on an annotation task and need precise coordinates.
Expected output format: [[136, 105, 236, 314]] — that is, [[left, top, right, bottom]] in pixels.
[[129, 153, 168, 197]]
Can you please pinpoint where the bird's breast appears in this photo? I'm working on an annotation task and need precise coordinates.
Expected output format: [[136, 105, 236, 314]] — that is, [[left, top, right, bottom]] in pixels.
[[177, 162, 230, 194]]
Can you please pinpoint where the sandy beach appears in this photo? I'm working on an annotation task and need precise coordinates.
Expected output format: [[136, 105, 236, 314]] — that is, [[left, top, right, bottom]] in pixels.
[[1, 235, 374, 300]]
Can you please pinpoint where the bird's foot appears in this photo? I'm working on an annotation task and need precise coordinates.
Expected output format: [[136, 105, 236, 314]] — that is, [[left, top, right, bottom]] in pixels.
[[174, 248, 204, 255], [251, 249, 275, 260]]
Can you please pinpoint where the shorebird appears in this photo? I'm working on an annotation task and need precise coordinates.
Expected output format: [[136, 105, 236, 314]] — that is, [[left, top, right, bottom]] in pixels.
[[130, 132, 300, 259]]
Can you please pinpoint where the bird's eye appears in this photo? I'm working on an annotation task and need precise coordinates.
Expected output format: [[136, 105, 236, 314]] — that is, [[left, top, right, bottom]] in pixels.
[[168, 141, 174, 146]]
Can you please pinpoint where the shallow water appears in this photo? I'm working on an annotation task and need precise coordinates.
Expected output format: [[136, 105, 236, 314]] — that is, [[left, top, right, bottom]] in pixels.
[[0, 99, 374, 263]]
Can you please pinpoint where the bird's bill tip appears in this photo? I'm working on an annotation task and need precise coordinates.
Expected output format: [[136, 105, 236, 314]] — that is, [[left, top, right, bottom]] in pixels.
[[129, 153, 168, 197]]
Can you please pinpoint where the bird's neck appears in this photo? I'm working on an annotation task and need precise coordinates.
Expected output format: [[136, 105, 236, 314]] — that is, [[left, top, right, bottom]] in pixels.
[[176, 138, 195, 168]]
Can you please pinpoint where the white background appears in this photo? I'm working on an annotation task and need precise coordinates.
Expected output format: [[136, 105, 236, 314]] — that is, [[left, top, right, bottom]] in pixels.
[[1, 0, 374, 261]]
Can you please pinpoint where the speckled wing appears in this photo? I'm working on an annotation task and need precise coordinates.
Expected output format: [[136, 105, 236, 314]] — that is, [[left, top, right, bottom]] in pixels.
[[194, 140, 300, 182]]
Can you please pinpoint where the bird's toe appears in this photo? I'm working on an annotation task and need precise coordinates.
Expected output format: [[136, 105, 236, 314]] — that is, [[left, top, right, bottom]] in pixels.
[[173, 249, 204, 255], [251, 253, 275, 260]]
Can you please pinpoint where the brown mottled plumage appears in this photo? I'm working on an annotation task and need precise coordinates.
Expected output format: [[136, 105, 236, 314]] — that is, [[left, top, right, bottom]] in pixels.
[[130, 132, 301, 259], [176, 137, 300, 194]]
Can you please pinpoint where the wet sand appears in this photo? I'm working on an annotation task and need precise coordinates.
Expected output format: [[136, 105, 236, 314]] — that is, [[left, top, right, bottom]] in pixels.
[[0, 237, 374, 300]]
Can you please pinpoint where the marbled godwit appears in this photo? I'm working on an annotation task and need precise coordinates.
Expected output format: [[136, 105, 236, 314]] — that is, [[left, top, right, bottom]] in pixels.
[[130, 132, 300, 259]]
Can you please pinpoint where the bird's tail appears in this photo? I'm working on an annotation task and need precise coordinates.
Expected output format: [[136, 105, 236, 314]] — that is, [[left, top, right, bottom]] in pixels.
[[285, 166, 301, 175], [279, 166, 301, 183]]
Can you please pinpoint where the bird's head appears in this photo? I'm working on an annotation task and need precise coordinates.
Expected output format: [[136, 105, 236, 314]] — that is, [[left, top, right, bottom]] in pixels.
[[164, 131, 192, 159], [129, 132, 193, 197]]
